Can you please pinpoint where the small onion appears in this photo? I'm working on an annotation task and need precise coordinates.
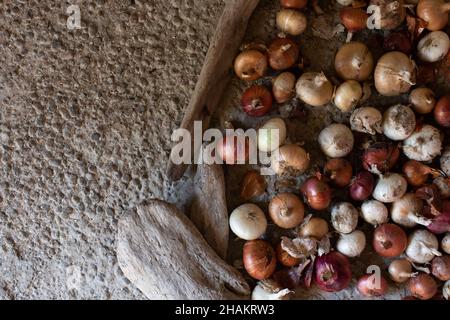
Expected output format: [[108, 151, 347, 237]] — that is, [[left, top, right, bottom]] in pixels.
[[406, 229, 442, 264], [382, 104, 416, 141], [258, 118, 287, 152], [374, 52, 416, 96], [300, 177, 332, 211], [324, 158, 353, 187], [373, 173, 408, 203], [333, 80, 363, 112], [408, 273, 438, 300], [251, 280, 292, 300], [357, 274, 389, 297], [243, 240, 277, 280], [276, 242, 301, 267], [229, 203, 267, 240], [361, 200, 389, 226], [350, 107, 383, 135], [296, 72, 334, 107], [331, 202, 359, 234], [315, 252, 352, 292], [268, 38, 300, 71], [273, 72, 296, 103], [431, 255, 450, 281], [336, 230, 366, 257], [335, 42, 374, 81], [276, 9, 307, 36], [362, 142, 400, 174], [434, 94, 450, 128], [297, 217, 329, 240], [271, 144, 310, 176], [389, 259, 417, 283], [417, 31, 450, 63], [442, 233, 450, 254], [369, 0, 406, 30], [350, 171, 375, 202], [269, 193, 305, 229], [241, 85, 273, 117], [372, 223, 408, 257], [417, 0, 450, 31], [391, 193, 429, 228], [409, 87, 436, 114], [280, 0, 308, 9], [318, 124, 354, 158], [234, 50, 268, 81], [402, 125, 442, 162]]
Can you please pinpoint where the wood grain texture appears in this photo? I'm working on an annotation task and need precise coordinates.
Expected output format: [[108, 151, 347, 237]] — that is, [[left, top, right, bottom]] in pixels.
[[117, 199, 250, 300], [166, 0, 260, 181], [190, 164, 229, 259]]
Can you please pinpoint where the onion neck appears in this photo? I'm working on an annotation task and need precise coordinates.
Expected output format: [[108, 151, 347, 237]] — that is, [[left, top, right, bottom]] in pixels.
[[409, 213, 432, 227], [399, 271, 418, 279], [280, 206, 290, 217]]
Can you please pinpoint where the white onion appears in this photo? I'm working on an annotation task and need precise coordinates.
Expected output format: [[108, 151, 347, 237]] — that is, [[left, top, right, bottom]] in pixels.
[[417, 31, 450, 63], [318, 123, 354, 158], [442, 233, 450, 254], [440, 146, 450, 176], [258, 118, 287, 152], [402, 125, 442, 162], [229, 203, 267, 240], [331, 202, 359, 234], [382, 104, 416, 141], [350, 107, 383, 135], [373, 173, 408, 203], [406, 229, 442, 264], [251, 281, 292, 300], [296, 72, 334, 107], [336, 230, 366, 257], [391, 193, 430, 228], [333, 80, 363, 112], [360, 200, 389, 226]]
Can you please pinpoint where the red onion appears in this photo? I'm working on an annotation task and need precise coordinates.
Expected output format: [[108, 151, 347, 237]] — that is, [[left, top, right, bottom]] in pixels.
[[241, 85, 273, 117], [408, 273, 438, 300], [357, 274, 389, 297], [300, 176, 332, 211], [428, 210, 450, 234], [315, 252, 352, 292], [431, 255, 450, 281], [373, 223, 408, 258], [362, 142, 400, 174], [350, 171, 375, 201]]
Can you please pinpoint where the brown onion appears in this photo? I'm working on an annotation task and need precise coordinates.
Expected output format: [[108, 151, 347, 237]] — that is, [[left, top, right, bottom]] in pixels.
[[241, 85, 273, 117], [357, 274, 389, 297], [243, 240, 277, 280], [280, 0, 308, 9], [324, 158, 353, 187], [350, 171, 375, 202], [269, 193, 305, 229], [403, 160, 443, 187], [297, 217, 329, 239], [340, 7, 368, 42], [417, 0, 450, 31], [434, 94, 450, 127], [408, 273, 438, 300], [273, 72, 296, 103], [373, 223, 408, 258], [234, 50, 268, 81], [296, 72, 334, 107], [240, 170, 267, 201], [276, 9, 308, 36], [374, 51, 416, 96], [276, 242, 301, 267], [409, 87, 436, 114], [431, 255, 450, 281], [271, 144, 310, 176], [335, 42, 374, 81], [362, 142, 400, 174], [389, 259, 417, 283], [268, 38, 300, 71], [369, 0, 406, 30], [300, 176, 332, 210]]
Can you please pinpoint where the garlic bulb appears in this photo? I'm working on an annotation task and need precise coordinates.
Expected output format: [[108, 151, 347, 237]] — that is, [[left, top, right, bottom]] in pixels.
[[373, 173, 408, 203], [406, 229, 442, 264], [336, 230, 366, 257], [318, 123, 354, 158], [350, 107, 383, 135], [402, 125, 442, 162], [391, 193, 430, 228], [258, 118, 287, 152], [417, 31, 450, 63], [360, 200, 389, 226], [229, 203, 267, 240], [331, 202, 359, 234], [382, 104, 416, 141], [333, 80, 363, 112], [440, 146, 450, 176], [251, 280, 292, 300]]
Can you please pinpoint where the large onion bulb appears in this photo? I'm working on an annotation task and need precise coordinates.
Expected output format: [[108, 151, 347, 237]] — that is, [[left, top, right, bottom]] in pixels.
[[335, 42, 374, 81], [296, 72, 334, 107]]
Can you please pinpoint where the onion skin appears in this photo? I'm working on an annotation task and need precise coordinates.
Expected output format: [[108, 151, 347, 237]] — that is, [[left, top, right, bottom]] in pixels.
[[333, 80, 363, 112], [301, 177, 332, 211], [417, 0, 450, 31], [408, 273, 438, 300], [340, 7, 368, 37], [350, 107, 383, 135], [331, 202, 359, 234], [298, 217, 329, 239], [374, 52, 416, 96], [373, 223, 408, 258], [269, 193, 305, 229], [350, 171, 374, 202], [315, 252, 352, 292], [402, 125, 443, 162], [403, 160, 440, 187], [271, 144, 310, 176], [324, 158, 353, 187], [409, 87, 436, 114], [417, 31, 450, 63], [241, 85, 273, 117], [229, 204, 267, 240], [357, 274, 389, 297], [431, 255, 450, 281], [372, 173, 408, 203], [273, 72, 296, 103], [276, 242, 301, 267], [434, 94, 450, 128], [406, 229, 441, 264], [243, 240, 277, 280], [280, 0, 308, 9], [382, 104, 416, 141], [362, 142, 400, 174], [258, 118, 287, 153], [318, 124, 354, 158], [268, 38, 300, 71], [234, 50, 268, 81], [335, 42, 374, 81]]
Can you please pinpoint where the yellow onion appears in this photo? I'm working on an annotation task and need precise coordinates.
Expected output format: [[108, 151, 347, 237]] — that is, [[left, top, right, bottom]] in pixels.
[[333, 80, 363, 112], [409, 87, 436, 114], [276, 9, 308, 36], [296, 72, 334, 107], [417, 0, 450, 31], [335, 42, 374, 81], [271, 144, 310, 176]]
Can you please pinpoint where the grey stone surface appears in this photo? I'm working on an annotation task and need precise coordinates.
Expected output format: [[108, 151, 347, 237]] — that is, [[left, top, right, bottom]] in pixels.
[[0, 0, 223, 299]]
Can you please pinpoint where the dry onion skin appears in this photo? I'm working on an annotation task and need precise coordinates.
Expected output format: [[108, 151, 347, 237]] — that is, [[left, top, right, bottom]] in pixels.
[[409, 87, 436, 114], [374, 51, 416, 96], [318, 124, 354, 158], [276, 9, 308, 36], [417, 31, 450, 63], [335, 42, 374, 81], [382, 104, 416, 141], [391, 193, 428, 228], [333, 80, 363, 112], [402, 125, 442, 162], [296, 72, 334, 107], [350, 107, 383, 135], [271, 144, 310, 176]]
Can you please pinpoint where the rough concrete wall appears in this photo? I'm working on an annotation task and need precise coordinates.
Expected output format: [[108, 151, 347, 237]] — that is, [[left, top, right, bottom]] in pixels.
[[0, 0, 223, 299]]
